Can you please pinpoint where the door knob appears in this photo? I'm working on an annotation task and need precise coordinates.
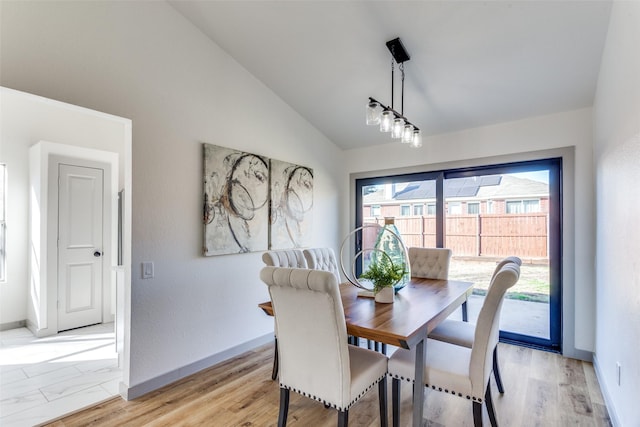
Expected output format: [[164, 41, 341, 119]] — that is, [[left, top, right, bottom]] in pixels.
[[94, 251, 102, 257]]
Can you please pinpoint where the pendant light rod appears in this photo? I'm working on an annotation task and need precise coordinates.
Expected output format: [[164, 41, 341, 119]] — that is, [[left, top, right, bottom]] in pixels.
[[400, 62, 405, 116], [391, 58, 395, 111]]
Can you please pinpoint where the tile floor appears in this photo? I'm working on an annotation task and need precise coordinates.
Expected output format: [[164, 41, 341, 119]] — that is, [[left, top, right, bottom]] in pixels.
[[0, 323, 121, 427]]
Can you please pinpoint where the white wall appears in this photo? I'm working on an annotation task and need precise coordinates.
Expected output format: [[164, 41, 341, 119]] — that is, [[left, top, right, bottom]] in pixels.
[[593, 2, 640, 425], [344, 108, 596, 358], [1, 1, 345, 394]]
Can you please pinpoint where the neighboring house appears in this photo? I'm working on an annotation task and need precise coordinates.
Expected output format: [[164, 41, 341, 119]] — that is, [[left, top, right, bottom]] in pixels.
[[362, 175, 550, 258], [363, 175, 549, 218]]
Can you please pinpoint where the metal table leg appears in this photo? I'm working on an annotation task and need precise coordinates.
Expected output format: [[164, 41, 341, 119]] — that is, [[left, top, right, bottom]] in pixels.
[[412, 338, 426, 427]]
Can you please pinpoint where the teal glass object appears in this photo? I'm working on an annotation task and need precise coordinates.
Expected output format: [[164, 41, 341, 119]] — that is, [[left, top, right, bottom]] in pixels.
[[371, 217, 410, 292]]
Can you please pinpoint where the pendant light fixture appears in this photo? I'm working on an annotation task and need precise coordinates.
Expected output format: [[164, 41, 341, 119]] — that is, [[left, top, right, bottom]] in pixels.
[[365, 37, 422, 148]]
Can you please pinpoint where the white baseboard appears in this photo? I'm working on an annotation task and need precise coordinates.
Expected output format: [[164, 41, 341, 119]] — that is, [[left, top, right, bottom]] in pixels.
[[0, 319, 26, 331], [593, 354, 621, 427], [563, 347, 593, 362], [120, 333, 274, 401]]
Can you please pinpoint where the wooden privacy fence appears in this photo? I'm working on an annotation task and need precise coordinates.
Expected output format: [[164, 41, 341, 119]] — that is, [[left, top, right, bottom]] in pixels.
[[364, 213, 548, 259]]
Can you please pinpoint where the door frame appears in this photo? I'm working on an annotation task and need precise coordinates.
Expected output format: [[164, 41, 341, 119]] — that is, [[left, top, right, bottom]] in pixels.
[[28, 142, 118, 337], [48, 154, 116, 334], [355, 159, 562, 351], [349, 147, 586, 358]]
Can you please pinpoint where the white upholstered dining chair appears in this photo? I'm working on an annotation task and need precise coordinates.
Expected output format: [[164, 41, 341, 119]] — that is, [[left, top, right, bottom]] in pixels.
[[303, 247, 341, 282], [428, 256, 522, 393], [262, 249, 308, 269], [388, 261, 520, 427], [261, 249, 309, 380], [304, 247, 371, 349], [260, 266, 388, 427], [408, 247, 452, 280]]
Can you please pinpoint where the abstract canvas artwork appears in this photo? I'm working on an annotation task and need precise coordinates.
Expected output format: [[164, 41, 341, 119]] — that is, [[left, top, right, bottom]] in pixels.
[[269, 159, 314, 249], [203, 144, 270, 256]]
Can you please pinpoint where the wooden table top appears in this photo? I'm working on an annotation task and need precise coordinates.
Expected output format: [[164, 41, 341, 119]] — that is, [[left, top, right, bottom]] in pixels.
[[258, 278, 473, 349]]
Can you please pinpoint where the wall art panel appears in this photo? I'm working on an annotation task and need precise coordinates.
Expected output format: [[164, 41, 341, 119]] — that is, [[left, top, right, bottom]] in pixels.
[[269, 159, 313, 249], [203, 144, 269, 255]]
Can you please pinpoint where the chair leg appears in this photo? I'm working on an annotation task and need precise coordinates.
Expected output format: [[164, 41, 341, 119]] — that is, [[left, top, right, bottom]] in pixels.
[[338, 409, 349, 427], [472, 401, 482, 427], [392, 378, 400, 427], [271, 337, 279, 381], [378, 378, 388, 427], [485, 383, 498, 427], [493, 346, 504, 393], [278, 387, 289, 427]]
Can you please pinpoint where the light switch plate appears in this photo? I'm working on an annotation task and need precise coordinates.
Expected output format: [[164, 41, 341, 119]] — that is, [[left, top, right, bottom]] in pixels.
[[142, 262, 154, 279]]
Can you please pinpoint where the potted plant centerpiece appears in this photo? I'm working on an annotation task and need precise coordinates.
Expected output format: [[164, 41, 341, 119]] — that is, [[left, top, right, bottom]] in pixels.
[[360, 252, 406, 303]]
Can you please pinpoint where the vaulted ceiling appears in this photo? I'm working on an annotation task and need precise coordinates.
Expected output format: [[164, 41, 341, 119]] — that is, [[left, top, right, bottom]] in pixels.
[[170, 1, 612, 150]]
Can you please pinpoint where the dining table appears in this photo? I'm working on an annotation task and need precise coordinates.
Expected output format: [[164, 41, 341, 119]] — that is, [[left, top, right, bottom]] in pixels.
[[258, 276, 474, 427]]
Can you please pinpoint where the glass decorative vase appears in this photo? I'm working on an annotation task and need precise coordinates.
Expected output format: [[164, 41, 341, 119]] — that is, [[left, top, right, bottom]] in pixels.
[[371, 217, 410, 292]]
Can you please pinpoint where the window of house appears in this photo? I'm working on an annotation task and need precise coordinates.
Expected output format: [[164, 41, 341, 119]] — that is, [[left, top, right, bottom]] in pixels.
[[0, 164, 6, 282], [426, 204, 436, 215], [400, 205, 410, 216], [523, 199, 540, 213], [448, 202, 462, 215], [506, 201, 521, 213], [413, 204, 424, 216], [371, 205, 381, 217], [487, 200, 493, 213], [467, 202, 480, 215], [506, 199, 540, 214]]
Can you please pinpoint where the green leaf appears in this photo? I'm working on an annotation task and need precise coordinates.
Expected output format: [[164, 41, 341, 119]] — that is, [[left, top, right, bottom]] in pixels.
[[359, 255, 406, 293]]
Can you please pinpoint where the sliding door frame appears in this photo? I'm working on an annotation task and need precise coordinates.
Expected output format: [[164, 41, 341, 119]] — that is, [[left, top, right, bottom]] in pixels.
[[355, 157, 562, 352]]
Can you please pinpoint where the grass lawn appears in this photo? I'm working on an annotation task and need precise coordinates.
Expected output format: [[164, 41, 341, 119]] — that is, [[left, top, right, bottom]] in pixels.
[[448, 258, 550, 303]]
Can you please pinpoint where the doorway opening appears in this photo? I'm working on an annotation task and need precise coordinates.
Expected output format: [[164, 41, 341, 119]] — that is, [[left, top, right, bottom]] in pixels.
[[356, 158, 562, 352], [45, 154, 118, 337]]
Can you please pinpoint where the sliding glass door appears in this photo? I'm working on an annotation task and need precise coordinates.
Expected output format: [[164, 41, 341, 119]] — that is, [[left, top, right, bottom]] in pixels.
[[355, 159, 562, 351]]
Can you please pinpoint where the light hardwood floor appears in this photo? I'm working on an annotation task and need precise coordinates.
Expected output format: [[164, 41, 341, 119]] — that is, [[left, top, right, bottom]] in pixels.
[[45, 342, 611, 427]]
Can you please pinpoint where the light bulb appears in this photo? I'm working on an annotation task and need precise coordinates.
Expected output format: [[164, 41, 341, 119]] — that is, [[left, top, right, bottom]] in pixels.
[[410, 129, 422, 148], [380, 110, 393, 133], [391, 118, 405, 139], [402, 123, 414, 143], [366, 101, 381, 125]]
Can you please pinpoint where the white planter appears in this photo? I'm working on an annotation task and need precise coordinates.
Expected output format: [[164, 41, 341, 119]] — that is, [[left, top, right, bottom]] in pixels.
[[374, 286, 394, 303]]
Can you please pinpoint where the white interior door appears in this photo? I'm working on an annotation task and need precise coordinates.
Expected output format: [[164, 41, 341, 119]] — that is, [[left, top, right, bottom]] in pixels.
[[57, 164, 104, 331]]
